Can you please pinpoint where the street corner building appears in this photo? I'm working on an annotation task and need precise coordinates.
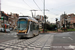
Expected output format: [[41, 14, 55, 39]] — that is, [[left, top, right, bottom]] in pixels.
[[0, 11, 19, 30], [60, 13, 75, 29]]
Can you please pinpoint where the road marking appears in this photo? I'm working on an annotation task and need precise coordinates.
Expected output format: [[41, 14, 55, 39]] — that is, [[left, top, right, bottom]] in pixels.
[[45, 35, 54, 47], [28, 46, 35, 48], [0, 34, 53, 50], [44, 47, 50, 48], [62, 37, 73, 40], [68, 37, 73, 40], [0, 46, 5, 49], [35, 46, 42, 48], [14, 36, 17, 37], [5, 48, 12, 50], [62, 37, 66, 38], [24, 48, 27, 50], [34, 48, 41, 50], [69, 45, 75, 50]]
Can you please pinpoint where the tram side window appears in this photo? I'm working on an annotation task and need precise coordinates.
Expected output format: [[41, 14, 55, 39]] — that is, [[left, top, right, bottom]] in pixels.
[[37, 25, 39, 30], [34, 23, 39, 30], [34, 23, 37, 30], [30, 22, 33, 31], [35, 24, 38, 30], [33, 22, 35, 30], [36, 25, 39, 30], [32, 22, 39, 30]]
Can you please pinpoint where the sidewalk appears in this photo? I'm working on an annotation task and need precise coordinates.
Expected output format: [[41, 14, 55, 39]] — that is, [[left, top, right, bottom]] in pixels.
[[0, 32, 6, 35], [0, 31, 10, 35]]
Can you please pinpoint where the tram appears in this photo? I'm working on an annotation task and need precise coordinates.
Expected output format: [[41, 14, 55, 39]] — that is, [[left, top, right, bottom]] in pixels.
[[17, 16, 39, 38]]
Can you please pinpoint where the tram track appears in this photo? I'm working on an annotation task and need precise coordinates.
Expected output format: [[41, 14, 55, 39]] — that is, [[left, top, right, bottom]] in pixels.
[[41, 35, 54, 50], [0, 34, 54, 50], [0, 35, 43, 49]]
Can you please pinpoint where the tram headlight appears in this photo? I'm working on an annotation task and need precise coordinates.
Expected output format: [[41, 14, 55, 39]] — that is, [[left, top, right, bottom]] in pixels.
[[25, 32, 26, 34]]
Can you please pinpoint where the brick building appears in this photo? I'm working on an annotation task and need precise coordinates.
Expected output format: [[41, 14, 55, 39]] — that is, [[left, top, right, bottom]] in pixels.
[[34, 15, 48, 28], [60, 13, 75, 28], [34, 15, 44, 28], [8, 13, 19, 29], [67, 14, 75, 28], [1, 11, 9, 28], [0, 11, 19, 29], [60, 14, 68, 28]]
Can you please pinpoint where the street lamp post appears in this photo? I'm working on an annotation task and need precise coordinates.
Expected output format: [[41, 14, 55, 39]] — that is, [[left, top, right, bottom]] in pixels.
[[30, 10, 33, 17], [43, 0, 46, 32], [0, 12, 1, 28], [30, 10, 38, 17], [0, 0, 1, 28], [64, 12, 66, 31], [56, 18, 58, 31]]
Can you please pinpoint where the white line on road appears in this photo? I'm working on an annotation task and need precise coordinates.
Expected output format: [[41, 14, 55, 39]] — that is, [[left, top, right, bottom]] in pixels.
[[62, 37, 73, 40], [62, 37, 66, 38], [14, 36, 17, 37], [24, 48, 27, 50], [69, 45, 75, 50], [5, 48, 12, 50], [34, 48, 41, 50], [68, 37, 73, 40]]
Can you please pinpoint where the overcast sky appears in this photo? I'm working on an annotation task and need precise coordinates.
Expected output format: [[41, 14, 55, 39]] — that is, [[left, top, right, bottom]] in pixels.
[[1, 0, 75, 23]]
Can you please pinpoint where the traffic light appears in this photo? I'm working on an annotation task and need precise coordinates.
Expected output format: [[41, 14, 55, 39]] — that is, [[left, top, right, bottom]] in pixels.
[[1, 17, 3, 20], [56, 18, 58, 21], [0, 17, 4, 20]]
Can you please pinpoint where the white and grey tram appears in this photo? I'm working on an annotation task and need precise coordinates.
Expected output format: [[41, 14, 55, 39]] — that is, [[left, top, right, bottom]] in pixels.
[[17, 16, 39, 38]]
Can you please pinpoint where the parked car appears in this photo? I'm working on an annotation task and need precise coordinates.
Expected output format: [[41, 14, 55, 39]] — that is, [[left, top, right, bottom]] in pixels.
[[0, 28, 10, 33], [1, 28, 4, 32], [6, 29, 10, 33], [0, 28, 2, 32], [9, 27, 13, 31]]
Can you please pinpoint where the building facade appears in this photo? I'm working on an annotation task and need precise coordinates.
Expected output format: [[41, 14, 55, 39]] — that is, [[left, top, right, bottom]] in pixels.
[[60, 13, 75, 28], [34, 15, 48, 29], [8, 13, 19, 29], [0, 11, 19, 29], [1, 11, 9, 28], [67, 14, 75, 28], [34, 15, 44, 28]]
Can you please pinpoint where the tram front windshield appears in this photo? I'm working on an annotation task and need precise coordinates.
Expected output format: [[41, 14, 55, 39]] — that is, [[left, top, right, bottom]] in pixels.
[[17, 20, 28, 30]]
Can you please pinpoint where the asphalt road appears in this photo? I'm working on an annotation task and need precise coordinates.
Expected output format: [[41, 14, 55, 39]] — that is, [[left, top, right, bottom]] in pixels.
[[0, 31, 17, 43], [0, 31, 75, 50], [51, 32, 75, 50]]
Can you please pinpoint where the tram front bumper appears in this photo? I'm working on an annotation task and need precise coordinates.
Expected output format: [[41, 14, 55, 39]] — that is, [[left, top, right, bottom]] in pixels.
[[17, 33, 27, 36], [17, 33, 32, 37]]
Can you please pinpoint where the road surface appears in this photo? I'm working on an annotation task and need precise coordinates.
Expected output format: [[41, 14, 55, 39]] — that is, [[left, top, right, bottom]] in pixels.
[[0, 31, 75, 50]]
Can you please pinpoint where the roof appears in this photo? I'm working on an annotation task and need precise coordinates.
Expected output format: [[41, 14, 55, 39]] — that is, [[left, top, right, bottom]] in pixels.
[[18, 16, 38, 23]]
